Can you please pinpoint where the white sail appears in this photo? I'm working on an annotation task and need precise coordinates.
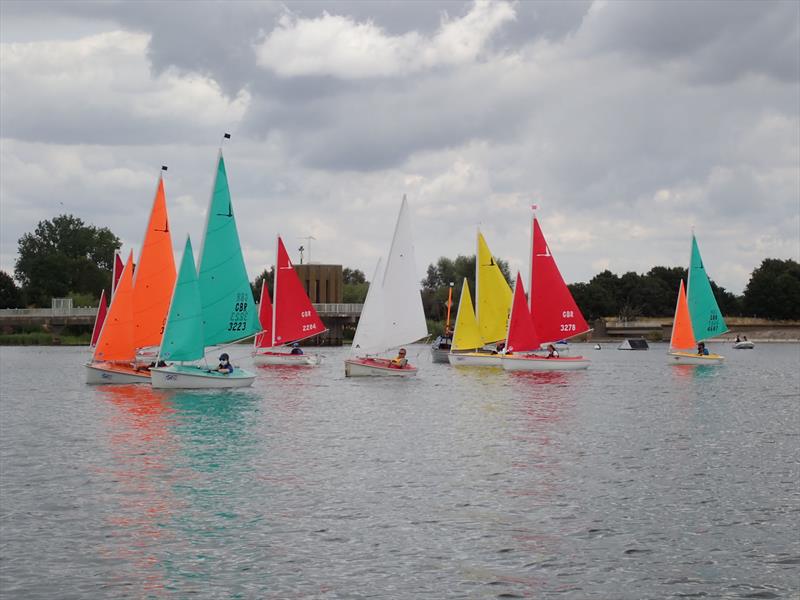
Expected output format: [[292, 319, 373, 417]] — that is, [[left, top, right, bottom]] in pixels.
[[380, 196, 428, 351], [350, 258, 385, 356]]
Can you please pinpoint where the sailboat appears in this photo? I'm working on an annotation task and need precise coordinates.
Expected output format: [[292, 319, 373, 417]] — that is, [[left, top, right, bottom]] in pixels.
[[429, 282, 455, 364], [502, 273, 590, 371], [502, 210, 590, 371], [667, 234, 727, 364], [85, 169, 176, 384], [344, 196, 428, 377], [151, 146, 261, 388], [448, 231, 513, 367], [252, 235, 327, 365], [85, 252, 150, 383]]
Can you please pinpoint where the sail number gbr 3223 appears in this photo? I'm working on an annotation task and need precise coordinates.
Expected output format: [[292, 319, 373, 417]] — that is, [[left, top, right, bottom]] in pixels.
[[228, 292, 249, 331]]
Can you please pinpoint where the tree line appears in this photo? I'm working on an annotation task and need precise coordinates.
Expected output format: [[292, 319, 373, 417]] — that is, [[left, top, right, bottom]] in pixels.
[[3, 215, 798, 322], [420, 256, 799, 322]]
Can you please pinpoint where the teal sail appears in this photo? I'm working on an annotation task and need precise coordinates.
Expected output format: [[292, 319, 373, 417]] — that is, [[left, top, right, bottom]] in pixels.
[[160, 237, 204, 361], [687, 234, 729, 342], [197, 152, 260, 346]]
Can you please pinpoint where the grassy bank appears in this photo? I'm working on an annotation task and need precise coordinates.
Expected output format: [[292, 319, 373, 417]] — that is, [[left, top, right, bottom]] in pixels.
[[0, 332, 91, 346]]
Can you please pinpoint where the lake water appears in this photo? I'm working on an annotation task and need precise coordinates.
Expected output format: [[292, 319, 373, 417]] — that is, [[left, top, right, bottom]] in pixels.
[[0, 343, 798, 599]]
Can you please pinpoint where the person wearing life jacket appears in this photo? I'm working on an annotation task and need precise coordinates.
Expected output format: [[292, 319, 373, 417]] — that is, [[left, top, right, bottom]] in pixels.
[[290, 342, 304, 355], [546, 344, 559, 358], [217, 353, 234, 373], [697, 342, 709, 356], [390, 348, 408, 368]]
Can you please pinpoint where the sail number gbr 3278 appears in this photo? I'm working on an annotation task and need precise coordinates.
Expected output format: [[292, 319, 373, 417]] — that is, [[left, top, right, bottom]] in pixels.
[[560, 310, 577, 333]]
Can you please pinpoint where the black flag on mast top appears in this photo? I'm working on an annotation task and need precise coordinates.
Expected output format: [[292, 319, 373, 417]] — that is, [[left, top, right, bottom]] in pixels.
[[224, 133, 231, 139], [161, 165, 168, 171]]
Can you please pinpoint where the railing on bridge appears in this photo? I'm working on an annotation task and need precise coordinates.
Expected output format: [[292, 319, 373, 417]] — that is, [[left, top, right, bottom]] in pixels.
[[0, 304, 364, 319], [311, 303, 363, 317], [0, 307, 99, 318]]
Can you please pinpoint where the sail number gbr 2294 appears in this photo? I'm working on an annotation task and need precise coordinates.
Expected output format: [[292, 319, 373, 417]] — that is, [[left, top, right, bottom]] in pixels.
[[228, 292, 250, 332]]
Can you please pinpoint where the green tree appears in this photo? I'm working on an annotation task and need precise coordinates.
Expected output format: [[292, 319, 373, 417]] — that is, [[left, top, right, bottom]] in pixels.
[[343, 268, 366, 284], [0, 270, 22, 308], [343, 282, 369, 303], [569, 270, 620, 319], [14, 214, 120, 307], [342, 267, 368, 302], [251, 267, 274, 302], [743, 258, 800, 320], [421, 254, 511, 322]]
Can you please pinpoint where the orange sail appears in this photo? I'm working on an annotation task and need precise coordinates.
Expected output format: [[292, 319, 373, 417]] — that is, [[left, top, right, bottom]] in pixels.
[[93, 251, 136, 362], [132, 176, 176, 349], [669, 279, 696, 351]]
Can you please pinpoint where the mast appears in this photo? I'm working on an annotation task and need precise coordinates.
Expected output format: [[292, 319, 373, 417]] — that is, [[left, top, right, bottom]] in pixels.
[[272, 234, 279, 348]]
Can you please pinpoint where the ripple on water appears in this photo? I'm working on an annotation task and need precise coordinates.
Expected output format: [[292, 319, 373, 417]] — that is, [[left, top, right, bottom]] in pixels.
[[0, 343, 798, 599]]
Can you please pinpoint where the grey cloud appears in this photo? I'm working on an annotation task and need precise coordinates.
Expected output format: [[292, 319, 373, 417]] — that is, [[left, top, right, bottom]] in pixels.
[[575, 0, 799, 84]]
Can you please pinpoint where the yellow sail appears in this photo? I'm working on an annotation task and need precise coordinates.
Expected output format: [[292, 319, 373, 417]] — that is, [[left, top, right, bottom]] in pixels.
[[452, 278, 483, 351], [476, 231, 513, 344]]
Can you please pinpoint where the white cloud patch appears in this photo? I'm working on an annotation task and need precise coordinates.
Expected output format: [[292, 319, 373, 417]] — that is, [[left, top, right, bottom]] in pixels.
[[255, 0, 516, 79], [1, 31, 250, 144]]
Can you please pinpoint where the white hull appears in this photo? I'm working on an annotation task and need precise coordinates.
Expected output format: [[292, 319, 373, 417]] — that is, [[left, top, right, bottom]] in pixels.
[[667, 351, 725, 365], [733, 341, 754, 349], [85, 362, 150, 385], [253, 351, 321, 366], [447, 352, 504, 367], [150, 365, 256, 389], [345, 358, 418, 377], [502, 354, 590, 371], [134, 346, 160, 368]]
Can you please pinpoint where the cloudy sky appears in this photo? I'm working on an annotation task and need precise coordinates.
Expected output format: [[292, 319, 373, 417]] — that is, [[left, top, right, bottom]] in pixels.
[[1, 0, 798, 294]]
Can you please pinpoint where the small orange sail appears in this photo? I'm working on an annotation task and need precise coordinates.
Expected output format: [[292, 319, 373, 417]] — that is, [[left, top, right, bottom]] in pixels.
[[132, 176, 176, 349], [94, 251, 136, 362], [669, 280, 696, 351]]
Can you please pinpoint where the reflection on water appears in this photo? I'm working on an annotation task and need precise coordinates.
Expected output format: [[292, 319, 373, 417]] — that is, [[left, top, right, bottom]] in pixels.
[[95, 386, 263, 596], [0, 344, 798, 599], [97, 385, 177, 596]]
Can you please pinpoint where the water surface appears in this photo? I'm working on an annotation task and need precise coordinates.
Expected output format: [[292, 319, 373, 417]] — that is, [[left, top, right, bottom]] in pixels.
[[1, 343, 798, 598]]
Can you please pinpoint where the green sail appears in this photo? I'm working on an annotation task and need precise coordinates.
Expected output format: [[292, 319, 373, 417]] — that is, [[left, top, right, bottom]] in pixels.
[[197, 153, 260, 347], [160, 237, 204, 361], [687, 234, 729, 342]]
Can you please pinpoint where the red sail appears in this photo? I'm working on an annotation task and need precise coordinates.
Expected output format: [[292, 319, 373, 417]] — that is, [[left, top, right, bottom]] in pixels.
[[506, 272, 540, 352], [273, 237, 327, 345], [90, 289, 108, 348], [111, 251, 124, 297], [529, 217, 590, 343], [254, 279, 273, 349]]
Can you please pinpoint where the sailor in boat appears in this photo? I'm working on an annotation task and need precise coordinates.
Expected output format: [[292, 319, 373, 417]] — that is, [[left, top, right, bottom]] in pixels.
[[217, 353, 234, 374], [697, 342, 709, 356], [546, 344, 559, 358], [735, 335, 741, 343], [390, 348, 408, 369], [290, 342, 304, 355], [492, 341, 506, 355]]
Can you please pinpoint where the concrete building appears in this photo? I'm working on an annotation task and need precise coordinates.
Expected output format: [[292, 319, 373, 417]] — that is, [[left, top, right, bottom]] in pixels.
[[295, 264, 343, 303]]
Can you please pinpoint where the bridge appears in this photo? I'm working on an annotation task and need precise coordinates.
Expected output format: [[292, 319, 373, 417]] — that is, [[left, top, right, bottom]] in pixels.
[[0, 303, 365, 344]]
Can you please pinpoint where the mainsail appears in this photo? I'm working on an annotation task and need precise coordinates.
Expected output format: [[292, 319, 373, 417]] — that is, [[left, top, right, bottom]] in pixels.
[[529, 216, 590, 344], [196, 152, 260, 347], [687, 234, 728, 342]]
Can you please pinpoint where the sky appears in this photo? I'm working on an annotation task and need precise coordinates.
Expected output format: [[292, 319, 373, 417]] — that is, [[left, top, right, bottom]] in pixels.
[[1, 0, 798, 295]]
